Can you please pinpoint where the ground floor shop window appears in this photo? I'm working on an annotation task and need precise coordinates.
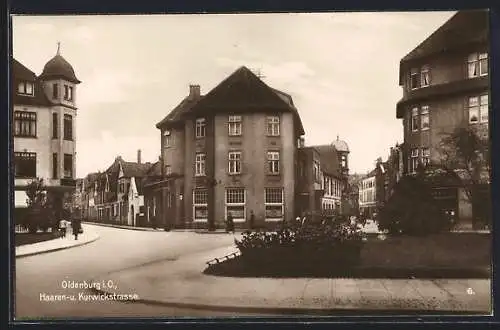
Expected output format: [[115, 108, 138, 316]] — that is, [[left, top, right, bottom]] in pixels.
[[226, 188, 245, 222], [193, 189, 208, 222]]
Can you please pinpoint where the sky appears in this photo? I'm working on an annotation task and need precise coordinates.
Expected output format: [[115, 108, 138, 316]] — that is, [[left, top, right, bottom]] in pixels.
[[12, 11, 456, 177]]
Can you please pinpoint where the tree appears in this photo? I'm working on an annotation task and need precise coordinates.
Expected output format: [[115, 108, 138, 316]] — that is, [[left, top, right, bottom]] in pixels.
[[439, 127, 491, 226], [24, 178, 48, 233]]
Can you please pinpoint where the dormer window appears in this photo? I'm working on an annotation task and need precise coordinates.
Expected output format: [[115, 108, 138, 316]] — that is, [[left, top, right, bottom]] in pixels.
[[18, 81, 34, 96]]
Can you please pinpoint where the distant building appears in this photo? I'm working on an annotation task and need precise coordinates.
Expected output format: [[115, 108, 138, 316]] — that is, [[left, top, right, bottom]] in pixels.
[[12, 45, 81, 220], [358, 171, 377, 218], [396, 9, 489, 225], [82, 151, 152, 226]]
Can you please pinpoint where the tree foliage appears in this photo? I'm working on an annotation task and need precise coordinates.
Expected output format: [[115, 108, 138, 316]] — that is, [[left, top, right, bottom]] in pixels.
[[378, 174, 452, 236], [439, 127, 491, 225]]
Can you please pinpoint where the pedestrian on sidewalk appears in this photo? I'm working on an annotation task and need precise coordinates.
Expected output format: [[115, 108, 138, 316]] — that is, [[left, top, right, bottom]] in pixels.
[[249, 210, 255, 231], [58, 218, 67, 238], [71, 217, 82, 240], [226, 212, 235, 233]]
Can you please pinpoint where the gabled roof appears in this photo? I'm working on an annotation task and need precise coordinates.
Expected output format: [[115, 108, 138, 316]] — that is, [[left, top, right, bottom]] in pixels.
[[400, 10, 488, 64], [121, 161, 153, 178], [11, 58, 53, 107], [145, 161, 162, 177], [189, 66, 305, 135], [156, 95, 204, 129], [311, 144, 342, 178]]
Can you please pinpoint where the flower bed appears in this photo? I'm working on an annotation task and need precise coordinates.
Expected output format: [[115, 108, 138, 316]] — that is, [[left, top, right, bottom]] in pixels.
[[234, 218, 363, 272]]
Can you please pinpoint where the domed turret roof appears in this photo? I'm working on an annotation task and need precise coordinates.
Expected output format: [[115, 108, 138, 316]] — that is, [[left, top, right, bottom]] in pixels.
[[332, 135, 349, 152], [39, 44, 81, 84]]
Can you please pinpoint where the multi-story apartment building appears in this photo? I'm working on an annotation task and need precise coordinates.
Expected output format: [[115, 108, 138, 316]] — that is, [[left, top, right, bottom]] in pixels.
[[358, 172, 377, 218], [12, 47, 80, 219], [295, 140, 348, 220], [148, 66, 306, 230], [396, 9, 490, 224]]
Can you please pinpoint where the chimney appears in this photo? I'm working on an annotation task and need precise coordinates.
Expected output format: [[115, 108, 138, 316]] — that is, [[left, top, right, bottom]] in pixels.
[[189, 84, 201, 99], [137, 149, 142, 164]]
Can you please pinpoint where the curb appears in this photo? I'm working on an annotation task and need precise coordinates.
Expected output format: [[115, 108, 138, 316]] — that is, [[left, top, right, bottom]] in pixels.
[[82, 222, 162, 232], [87, 287, 486, 315], [16, 234, 100, 259]]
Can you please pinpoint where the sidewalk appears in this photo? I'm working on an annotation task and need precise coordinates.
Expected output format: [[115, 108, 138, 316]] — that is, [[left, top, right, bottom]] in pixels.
[[82, 221, 161, 232], [90, 245, 492, 315], [16, 224, 100, 258]]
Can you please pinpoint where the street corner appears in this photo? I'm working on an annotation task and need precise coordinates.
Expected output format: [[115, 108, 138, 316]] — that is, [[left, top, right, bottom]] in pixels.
[[16, 227, 101, 258]]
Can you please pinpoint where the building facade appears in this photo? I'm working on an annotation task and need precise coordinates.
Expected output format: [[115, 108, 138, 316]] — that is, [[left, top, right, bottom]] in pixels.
[[396, 9, 490, 225], [12, 47, 80, 220], [81, 151, 152, 226], [147, 66, 306, 230], [358, 171, 377, 218]]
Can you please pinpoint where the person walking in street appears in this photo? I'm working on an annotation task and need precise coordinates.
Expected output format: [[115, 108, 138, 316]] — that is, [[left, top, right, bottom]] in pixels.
[[226, 212, 235, 233]]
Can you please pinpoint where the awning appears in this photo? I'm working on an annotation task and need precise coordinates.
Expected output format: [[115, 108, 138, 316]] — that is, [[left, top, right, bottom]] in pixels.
[[14, 190, 29, 208]]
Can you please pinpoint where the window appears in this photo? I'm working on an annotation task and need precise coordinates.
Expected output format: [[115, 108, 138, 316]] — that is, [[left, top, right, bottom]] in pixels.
[[420, 105, 430, 130], [193, 189, 208, 222], [63, 114, 73, 140], [468, 94, 489, 124], [165, 165, 172, 175], [52, 113, 58, 138], [163, 130, 172, 147], [228, 151, 241, 174], [410, 68, 419, 89], [195, 153, 206, 176], [422, 148, 430, 167], [13, 111, 37, 137], [266, 116, 280, 136], [421, 65, 430, 87], [17, 81, 34, 96], [265, 188, 283, 221], [195, 118, 206, 138], [14, 152, 36, 178], [63, 85, 74, 101], [228, 115, 242, 136], [411, 107, 419, 131], [468, 52, 488, 78], [267, 151, 280, 174], [410, 149, 419, 173], [226, 188, 245, 222], [63, 153, 73, 178], [52, 83, 58, 99], [313, 160, 321, 182], [52, 153, 58, 179]]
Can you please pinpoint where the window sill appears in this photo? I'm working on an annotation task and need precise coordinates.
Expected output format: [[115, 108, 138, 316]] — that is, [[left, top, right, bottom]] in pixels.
[[228, 134, 242, 137], [421, 128, 430, 131], [228, 172, 241, 176], [14, 135, 37, 139], [17, 93, 35, 97], [63, 138, 74, 142], [267, 135, 281, 138], [267, 173, 281, 176], [195, 174, 206, 177], [195, 136, 206, 139], [232, 219, 246, 223], [265, 218, 284, 222], [193, 219, 208, 223]]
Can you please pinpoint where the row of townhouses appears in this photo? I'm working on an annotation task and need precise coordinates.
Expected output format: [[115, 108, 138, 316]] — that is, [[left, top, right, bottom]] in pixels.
[[357, 9, 490, 226], [76, 66, 351, 229]]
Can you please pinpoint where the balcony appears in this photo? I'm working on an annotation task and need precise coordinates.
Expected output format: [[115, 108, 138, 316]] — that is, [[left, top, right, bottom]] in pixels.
[[396, 76, 489, 118]]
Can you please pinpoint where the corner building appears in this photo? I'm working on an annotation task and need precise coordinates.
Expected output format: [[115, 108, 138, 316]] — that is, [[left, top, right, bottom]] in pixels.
[[150, 66, 305, 229], [396, 10, 490, 224], [12, 48, 80, 218]]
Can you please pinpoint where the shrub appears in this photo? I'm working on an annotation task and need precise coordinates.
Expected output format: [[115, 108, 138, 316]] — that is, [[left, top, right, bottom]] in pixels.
[[234, 215, 364, 269], [378, 175, 452, 236]]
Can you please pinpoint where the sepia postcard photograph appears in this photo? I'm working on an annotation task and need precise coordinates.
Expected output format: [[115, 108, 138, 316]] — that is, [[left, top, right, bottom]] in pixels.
[[11, 10, 492, 320]]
